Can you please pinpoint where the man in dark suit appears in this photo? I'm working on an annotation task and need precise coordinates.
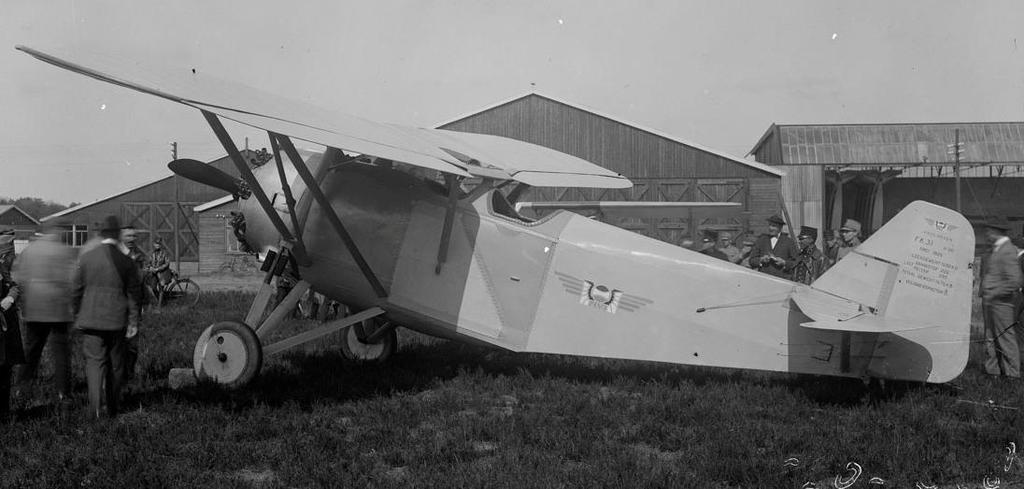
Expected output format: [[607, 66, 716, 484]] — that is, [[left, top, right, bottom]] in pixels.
[[0, 228, 25, 419], [980, 221, 1022, 378], [748, 215, 799, 279], [72, 215, 141, 419]]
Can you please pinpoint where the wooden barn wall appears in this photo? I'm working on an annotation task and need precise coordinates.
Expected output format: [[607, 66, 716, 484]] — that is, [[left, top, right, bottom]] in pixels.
[[440, 95, 780, 242], [441, 96, 774, 179], [49, 155, 245, 227], [46, 155, 251, 260], [198, 204, 257, 274], [199, 211, 229, 273]]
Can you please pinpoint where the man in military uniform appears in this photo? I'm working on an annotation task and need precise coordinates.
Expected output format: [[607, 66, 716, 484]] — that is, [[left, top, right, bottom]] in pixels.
[[715, 231, 742, 264], [836, 219, 863, 262], [748, 215, 799, 278], [792, 226, 826, 285]]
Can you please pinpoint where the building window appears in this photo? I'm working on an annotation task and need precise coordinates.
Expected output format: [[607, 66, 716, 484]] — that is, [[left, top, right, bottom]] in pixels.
[[59, 224, 89, 247]]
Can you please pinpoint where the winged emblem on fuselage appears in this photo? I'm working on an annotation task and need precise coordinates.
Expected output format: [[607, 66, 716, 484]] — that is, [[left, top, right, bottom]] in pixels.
[[554, 271, 653, 314]]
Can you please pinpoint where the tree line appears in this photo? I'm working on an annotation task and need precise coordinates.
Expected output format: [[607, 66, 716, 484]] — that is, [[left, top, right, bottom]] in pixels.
[[0, 197, 78, 220]]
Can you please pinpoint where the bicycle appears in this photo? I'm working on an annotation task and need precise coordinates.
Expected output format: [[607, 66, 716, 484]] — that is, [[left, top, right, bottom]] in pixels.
[[143, 269, 201, 309]]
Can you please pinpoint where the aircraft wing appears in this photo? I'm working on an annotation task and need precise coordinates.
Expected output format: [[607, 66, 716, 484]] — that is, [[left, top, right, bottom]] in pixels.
[[16, 45, 630, 188], [515, 201, 742, 219]]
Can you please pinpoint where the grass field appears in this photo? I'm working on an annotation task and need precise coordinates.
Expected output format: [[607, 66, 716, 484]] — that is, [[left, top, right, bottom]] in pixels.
[[1, 291, 1023, 488]]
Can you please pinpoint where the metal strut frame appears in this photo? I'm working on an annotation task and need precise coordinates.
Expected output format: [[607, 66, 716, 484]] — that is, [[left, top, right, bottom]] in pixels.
[[272, 132, 388, 299], [268, 135, 311, 266], [201, 110, 310, 266], [435, 174, 459, 274]]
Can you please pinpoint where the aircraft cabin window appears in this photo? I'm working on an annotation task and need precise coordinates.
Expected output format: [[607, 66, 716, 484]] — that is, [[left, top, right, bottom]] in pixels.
[[490, 191, 533, 224]]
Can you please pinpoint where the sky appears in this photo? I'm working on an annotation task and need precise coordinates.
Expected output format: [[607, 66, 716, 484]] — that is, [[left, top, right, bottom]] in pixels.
[[2, 0, 1022, 205]]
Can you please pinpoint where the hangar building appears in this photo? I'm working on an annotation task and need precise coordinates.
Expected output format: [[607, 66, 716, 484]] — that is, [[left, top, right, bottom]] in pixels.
[[439, 93, 784, 245], [41, 149, 266, 272], [750, 122, 1024, 241]]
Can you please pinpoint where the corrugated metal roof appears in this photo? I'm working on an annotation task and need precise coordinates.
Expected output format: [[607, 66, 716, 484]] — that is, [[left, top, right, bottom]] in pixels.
[[438, 91, 784, 177], [750, 122, 1024, 166]]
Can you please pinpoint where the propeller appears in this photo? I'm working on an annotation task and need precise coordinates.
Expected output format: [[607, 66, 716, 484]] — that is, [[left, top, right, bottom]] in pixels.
[[168, 159, 250, 198]]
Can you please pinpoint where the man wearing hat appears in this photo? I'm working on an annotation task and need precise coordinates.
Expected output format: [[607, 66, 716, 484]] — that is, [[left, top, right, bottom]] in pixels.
[[0, 228, 25, 418], [72, 215, 142, 418], [698, 229, 729, 262], [836, 219, 862, 262], [792, 226, 826, 285], [748, 214, 799, 278], [715, 231, 742, 264], [980, 220, 1022, 378]]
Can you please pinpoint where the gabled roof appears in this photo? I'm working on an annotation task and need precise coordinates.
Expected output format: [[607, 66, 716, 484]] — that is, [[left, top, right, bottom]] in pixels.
[[41, 175, 177, 222], [437, 91, 784, 177], [39, 151, 262, 222], [0, 205, 41, 225], [750, 122, 1024, 166]]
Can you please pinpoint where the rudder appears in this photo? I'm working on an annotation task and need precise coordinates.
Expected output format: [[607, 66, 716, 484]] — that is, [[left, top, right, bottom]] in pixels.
[[811, 201, 974, 382]]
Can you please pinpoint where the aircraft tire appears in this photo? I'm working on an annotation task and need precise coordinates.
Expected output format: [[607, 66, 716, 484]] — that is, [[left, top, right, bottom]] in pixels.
[[340, 319, 397, 363], [194, 321, 263, 388]]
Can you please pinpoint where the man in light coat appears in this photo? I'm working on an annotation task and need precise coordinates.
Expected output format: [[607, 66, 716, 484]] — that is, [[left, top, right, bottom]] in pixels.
[[14, 225, 76, 408], [980, 221, 1022, 378], [72, 215, 141, 419]]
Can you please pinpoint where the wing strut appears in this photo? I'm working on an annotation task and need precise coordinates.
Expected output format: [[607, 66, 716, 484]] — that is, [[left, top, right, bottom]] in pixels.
[[435, 174, 460, 274], [272, 133, 388, 299], [201, 110, 309, 265], [268, 135, 311, 266]]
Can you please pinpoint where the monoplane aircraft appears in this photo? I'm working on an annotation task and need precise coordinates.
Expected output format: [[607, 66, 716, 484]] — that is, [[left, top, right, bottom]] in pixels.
[[18, 45, 975, 388]]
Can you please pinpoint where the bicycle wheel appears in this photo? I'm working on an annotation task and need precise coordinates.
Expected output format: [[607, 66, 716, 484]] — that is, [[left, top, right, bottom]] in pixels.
[[160, 278, 201, 308]]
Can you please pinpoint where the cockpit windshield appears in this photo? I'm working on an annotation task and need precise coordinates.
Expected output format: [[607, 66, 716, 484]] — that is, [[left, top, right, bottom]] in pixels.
[[490, 190, 534, 223]]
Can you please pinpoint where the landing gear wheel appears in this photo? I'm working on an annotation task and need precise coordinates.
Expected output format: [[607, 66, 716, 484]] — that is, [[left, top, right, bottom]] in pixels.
[[340, 319, 397, 363], [193, 321, 262, 388]]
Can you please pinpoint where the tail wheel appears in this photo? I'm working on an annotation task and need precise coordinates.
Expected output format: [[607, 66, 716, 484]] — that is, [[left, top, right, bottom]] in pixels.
[[340, 319, 397, 363], [160, 278, 201, 308], [194, 321, 262, 388]]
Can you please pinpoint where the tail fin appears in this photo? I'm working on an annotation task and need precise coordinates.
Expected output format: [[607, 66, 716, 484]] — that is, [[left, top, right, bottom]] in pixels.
[[811, 201, 974, 382]]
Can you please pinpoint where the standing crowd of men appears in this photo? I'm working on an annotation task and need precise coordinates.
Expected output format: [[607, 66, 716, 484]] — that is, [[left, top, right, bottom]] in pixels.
[[695, 213, 865, 284], [0, 215, 173, 421], [733, 214, 1024, 381]]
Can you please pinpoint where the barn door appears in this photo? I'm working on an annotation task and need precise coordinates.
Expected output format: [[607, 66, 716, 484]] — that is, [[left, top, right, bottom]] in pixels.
[[122, 203, 153, 252], [693, 179, 748, 238], [122, 203, 199, 261], [649, 179, 695, 245]]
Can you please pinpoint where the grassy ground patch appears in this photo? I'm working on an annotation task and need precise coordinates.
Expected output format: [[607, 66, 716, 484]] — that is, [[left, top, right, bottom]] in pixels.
[[1, 292, 1021, 488]]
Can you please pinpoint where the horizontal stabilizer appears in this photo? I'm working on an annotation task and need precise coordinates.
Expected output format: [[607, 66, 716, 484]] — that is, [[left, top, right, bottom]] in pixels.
[[799, 316, 935, 333]]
